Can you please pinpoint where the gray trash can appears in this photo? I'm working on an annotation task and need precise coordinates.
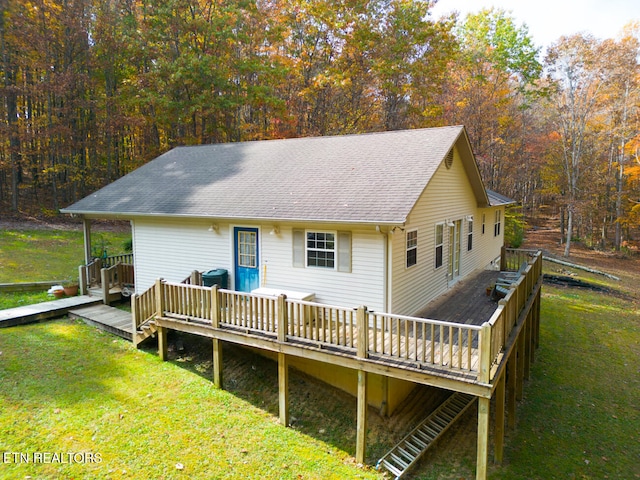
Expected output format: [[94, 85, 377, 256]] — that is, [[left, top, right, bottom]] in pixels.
[[202, 269, 228, 289]]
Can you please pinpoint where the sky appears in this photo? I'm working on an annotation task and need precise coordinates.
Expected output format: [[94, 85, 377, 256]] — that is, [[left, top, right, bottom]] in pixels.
[[429, 0, 640, 51]]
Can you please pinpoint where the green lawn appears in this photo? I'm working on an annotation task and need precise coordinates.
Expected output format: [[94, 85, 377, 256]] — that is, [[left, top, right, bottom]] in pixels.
[[0, 228, 131, 309], [0, 320, 381, 479]]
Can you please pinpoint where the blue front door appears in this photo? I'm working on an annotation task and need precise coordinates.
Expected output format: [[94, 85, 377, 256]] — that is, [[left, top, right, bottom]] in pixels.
[[234, 227, 259, 292]]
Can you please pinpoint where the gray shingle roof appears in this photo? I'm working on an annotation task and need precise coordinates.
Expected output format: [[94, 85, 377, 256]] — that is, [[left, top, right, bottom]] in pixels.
[[63, 126, 489, 224], [487, 189, 516, 206]]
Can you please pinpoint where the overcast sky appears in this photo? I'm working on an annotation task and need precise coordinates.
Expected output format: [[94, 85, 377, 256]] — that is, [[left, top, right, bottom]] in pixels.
[[429, 0, 640, 51]]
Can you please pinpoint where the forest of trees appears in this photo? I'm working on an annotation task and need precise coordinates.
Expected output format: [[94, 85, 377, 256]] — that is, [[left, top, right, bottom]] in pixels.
[[1, 0, 638, 255]]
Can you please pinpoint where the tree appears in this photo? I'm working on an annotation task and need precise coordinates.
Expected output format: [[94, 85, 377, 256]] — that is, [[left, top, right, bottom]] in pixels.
[[545, 34, 607, 257]]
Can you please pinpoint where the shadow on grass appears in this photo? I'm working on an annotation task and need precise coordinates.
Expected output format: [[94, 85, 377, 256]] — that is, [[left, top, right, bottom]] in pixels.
[[136, 329, 409, 463]]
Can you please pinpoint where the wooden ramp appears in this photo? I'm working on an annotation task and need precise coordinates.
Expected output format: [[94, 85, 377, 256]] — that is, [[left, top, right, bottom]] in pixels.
[[0, 296, 102, 328], [69, 304, 133, 341], [376, 392, 477, 479]]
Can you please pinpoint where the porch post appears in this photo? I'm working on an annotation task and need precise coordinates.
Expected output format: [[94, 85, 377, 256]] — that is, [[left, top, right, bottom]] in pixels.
[[476, 396, 490, 480], [82, 217, 92, 265]]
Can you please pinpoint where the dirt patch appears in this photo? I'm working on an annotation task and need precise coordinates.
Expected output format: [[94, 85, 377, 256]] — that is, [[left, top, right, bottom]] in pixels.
[[0, 213, 130, 233], [521, 216, 640, 301]]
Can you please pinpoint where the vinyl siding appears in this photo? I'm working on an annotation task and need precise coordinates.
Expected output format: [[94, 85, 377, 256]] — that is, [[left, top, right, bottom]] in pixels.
[[390, 148, 504, 316], [132, 219, 386, 311]]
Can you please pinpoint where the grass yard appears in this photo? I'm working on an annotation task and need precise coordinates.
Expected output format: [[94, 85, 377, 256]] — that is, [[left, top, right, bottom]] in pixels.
[[0, 227, 130, 309], [0, 319, 382, 479]]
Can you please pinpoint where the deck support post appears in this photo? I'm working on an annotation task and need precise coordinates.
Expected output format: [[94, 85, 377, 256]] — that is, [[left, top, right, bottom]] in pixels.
[[516, 327, 526, 401], [355, 305, 368, 464], [211, 285, 223, 389], [157, 326, 168, 361], [494, 371, 506, 464], [213, 339, 223, 389], [278, 352, 289, 426], [507, 353, 517, 428], [356, 369, 368, 464], [476, 396, 490, 480], [524, 314, 532, 380]]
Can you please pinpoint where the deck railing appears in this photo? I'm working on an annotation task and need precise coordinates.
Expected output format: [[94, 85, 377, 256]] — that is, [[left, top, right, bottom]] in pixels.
[[132, 285, 157, 330], [139, 248, 542, 383]]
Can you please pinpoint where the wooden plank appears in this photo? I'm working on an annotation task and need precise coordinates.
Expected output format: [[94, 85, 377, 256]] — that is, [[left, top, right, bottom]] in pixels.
[[158, 326, 168, 361]]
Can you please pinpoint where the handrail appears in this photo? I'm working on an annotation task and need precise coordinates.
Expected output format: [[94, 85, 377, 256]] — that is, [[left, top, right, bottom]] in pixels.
[[147, 248, 543, 382]]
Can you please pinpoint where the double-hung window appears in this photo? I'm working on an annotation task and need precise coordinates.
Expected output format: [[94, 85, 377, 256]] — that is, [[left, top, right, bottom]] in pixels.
[[435, 224, 444, 269], [467, 218, 473, 251], [293, 230, 351, 272], [494, 210, 502, 237], [306, 232, 335, 268], [406, 230, 418, 268]]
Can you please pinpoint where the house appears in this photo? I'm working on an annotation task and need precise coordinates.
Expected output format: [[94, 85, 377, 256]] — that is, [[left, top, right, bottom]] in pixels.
[[62, 126, 511, 317], [63, 125, 514, 415], [62, 126, 542, 479]]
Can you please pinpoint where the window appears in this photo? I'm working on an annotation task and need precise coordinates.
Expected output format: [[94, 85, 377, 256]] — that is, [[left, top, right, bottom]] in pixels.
[[307, 232, 335, 268], [406, 230, 418, 268], [494, 210, 502, 237], [293, 230, 352, 271], [482, 213, 486, 235], [434, 224, 444, 269], [467, 218, 473, 251]]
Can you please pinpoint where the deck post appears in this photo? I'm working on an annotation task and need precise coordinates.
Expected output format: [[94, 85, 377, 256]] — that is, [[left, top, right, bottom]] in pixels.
[[356, 305, 368, 359], [278, 352, 289, 426], [157, 326, 168, 361], [356, 369, 368, 464], [476, 396, 490, 480], [494, 371, 506, 464], [213, 338, 223, 389], [507, 351, 517, 428], [524, 313, 532, 380], [101, 268, 109, 305], [211, 285, 223, 389], [478, 322, 492, 384], [516, 327, 526, 401], [277, 294, 288, 343], [131, 294, 138, 347]]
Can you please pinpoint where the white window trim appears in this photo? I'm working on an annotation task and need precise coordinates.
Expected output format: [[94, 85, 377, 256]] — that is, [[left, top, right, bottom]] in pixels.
[[434, 223, 444, 270], [406, 229, 418, 268]]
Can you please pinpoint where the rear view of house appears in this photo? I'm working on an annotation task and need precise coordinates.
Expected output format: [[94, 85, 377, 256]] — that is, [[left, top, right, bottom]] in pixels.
[[63, 126, 541, 480]]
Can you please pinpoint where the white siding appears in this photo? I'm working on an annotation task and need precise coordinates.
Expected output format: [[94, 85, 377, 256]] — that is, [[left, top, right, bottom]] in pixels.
[[133, 218, 232, 293], [390, 148, 504, 316], [132, 218, 386, 311]]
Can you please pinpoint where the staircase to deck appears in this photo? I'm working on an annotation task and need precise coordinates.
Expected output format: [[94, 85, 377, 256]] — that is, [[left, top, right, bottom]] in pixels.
[[376, 392, 477, 479]]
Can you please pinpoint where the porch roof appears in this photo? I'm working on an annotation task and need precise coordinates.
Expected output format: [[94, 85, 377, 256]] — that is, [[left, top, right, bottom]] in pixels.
[[62, 126, 492, 224]]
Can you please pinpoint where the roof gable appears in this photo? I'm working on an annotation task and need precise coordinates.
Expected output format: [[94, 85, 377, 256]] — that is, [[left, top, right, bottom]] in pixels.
[[62, 126, 490, 224]]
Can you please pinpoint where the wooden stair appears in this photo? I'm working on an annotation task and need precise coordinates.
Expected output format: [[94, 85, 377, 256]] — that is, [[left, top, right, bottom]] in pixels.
[[376, 392, 477, 479], [134, 318, 158, 346]]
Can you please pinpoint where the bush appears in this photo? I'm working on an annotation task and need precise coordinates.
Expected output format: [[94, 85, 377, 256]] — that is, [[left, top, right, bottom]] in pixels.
[[505, 205, 526, 248]]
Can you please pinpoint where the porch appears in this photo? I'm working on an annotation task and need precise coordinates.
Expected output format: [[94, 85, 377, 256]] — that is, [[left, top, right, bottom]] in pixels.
[[129, 247, 542, 479]]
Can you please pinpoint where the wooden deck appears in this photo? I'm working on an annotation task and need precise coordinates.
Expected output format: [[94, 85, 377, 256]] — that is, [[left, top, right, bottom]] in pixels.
[[417, 270, 503, 325], [0, 295, 102, 328], [68, 304, 133, 341]]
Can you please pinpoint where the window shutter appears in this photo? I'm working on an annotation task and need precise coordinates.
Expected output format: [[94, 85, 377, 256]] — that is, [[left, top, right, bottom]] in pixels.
[[292, 229, 304, 267], [337, 231, 351, 272]]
